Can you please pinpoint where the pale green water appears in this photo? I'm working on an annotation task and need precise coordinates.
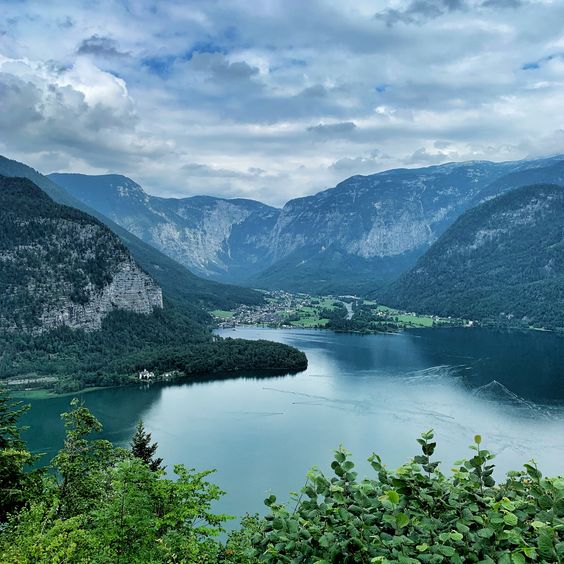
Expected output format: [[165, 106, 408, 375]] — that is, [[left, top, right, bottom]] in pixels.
[[23, 327, 564, 520]]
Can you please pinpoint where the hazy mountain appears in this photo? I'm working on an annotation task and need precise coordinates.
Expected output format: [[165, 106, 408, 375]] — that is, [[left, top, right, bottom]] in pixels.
[[49, 157, 564, 294], [257, 158, 564, 293], [386, 184, 564, 330], [49, 173, 280, 281], [0, 176, 162, 334], [0, 155, 263, 310]]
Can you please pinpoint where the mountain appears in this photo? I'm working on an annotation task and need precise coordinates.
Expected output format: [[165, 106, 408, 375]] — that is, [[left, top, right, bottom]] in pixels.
[[0, 173, 307, 389], [49, 156, 564, 295], [386, 184, 564, 330], [256, 157, 564, 293], [49, 173, 280, 281], [0, 156, 263, 310], [0, 176, 162, 334]]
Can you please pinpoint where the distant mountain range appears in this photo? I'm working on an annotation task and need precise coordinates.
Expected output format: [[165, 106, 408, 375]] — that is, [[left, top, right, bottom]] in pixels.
[[386, 184, 564, 330], [0, 156, 263, 312], [50, 156, 564, 294], [49, 173, 279, 282]]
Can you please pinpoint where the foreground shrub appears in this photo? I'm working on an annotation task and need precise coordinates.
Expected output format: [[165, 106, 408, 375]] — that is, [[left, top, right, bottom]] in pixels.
[[242, 431, 563, 563]]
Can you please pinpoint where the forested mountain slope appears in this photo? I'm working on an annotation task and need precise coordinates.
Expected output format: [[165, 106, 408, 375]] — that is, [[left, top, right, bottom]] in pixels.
[[386, 184, 564, 330], [0, 176, 162, 334], [0, 156, 263, 310]]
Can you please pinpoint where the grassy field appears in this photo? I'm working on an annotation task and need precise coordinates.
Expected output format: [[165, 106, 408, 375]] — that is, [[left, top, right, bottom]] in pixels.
[[376, 305, 435, 327], [210, 309, 235, 319]]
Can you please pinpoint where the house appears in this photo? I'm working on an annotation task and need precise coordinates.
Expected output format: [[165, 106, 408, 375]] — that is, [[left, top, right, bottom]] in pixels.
[[138, 369, 155, 380]]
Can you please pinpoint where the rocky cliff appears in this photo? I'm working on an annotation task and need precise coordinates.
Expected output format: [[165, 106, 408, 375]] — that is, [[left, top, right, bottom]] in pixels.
[[49, 173, 279, 281], [0, 176, 162, 334]]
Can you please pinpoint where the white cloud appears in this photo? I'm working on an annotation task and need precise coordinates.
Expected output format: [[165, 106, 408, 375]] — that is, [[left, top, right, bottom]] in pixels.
[[1, 0, 564, 206]]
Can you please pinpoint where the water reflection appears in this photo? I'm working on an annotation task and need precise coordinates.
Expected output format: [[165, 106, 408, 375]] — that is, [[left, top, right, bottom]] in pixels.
[[23, 327, 564, 521]]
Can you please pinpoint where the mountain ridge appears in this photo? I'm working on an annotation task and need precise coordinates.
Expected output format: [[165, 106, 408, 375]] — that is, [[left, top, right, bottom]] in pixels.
[[385, 183, 564, 330], [0, 155, 263, 311]]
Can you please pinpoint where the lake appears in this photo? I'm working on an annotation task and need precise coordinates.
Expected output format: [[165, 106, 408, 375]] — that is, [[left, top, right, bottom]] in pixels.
[[22, 327, 564, 521]]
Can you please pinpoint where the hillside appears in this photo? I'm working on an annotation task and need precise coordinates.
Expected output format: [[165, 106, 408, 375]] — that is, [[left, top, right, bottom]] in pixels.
[[0, 156, 263, 310], [0, 175, 306, 390], [0, 176, 162, 334], [386, 184, 564, 330], [49, 173, 280, 281], [50, 156, 564, 294]]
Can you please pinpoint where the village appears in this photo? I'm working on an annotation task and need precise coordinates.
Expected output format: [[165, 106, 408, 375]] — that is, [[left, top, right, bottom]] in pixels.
[[210, 290, 468, 331]]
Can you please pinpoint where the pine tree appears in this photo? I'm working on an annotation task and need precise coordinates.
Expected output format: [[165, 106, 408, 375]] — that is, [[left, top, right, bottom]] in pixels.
[[130, 420, 163, 472], [0, 388, 39, 522]]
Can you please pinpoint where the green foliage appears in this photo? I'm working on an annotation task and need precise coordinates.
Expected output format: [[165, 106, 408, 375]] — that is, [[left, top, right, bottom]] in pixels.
[[0, 388, 41, 521], [0, 399, 228, 563], [388, 184, 564, 331], [244, 431, 564, 563], [52, 398, 119, 518], [131, 420, 164, 472]]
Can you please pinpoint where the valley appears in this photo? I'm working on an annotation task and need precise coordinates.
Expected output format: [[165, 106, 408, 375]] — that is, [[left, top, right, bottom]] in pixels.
[[211, 290, 466, 332], [3, 3, 564, 561]]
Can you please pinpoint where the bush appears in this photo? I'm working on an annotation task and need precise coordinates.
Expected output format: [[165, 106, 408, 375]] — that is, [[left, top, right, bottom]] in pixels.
[[241, 431, 563, 563]]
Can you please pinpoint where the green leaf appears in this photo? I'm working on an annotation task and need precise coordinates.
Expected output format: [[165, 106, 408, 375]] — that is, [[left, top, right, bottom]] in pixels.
[[503, 513, 518, 527], [439, 545, 456, 557], [450, 530, 464, 542], [396, 512, 410, 528], [386, 490, 400, 504], [416, 543, 429, 552], [478, 527, 495, 538], [511, 553, 525, 564]]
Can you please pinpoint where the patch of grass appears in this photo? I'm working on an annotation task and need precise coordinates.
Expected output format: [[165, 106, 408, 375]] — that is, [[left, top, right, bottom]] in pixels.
[[396, 314, 435, 327], [12, 386, 114, 400], [210, 309, 235, 319]]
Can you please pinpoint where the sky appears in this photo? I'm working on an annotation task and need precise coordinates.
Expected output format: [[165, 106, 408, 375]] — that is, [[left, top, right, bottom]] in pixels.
[[1, 0, 564, 206]]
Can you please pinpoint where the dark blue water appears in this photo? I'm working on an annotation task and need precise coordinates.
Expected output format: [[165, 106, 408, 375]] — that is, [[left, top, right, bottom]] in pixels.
[[23, 327, 564, 521]]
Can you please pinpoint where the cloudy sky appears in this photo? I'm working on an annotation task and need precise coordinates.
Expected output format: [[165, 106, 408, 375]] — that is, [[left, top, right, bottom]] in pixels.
[[1, 0, 564, 206]]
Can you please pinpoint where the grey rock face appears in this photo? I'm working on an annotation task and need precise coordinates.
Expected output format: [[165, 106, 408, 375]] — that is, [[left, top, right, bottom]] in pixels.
[[39, 260, 163, 332], [49, 174, 279, 281], [0, 176, 163, 335]]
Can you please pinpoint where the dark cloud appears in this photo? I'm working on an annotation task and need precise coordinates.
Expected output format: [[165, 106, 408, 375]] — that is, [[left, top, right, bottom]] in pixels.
[[482, 0, 524, 7], [77, 35, 128, 57], [377, 0, 525, 26], [188, 52, 259, 82], [307, 122, 357, 138], [181, 163, 271, 180]]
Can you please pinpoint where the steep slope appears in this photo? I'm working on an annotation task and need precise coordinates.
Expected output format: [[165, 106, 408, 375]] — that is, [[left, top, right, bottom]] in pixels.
[[386, 184, 564, 330], [0, 156, 263, 309], [0, 176, 162, 334], [254, 159, 561, 293], [49, 173, 280, 281], [50, 157, 564, 295]]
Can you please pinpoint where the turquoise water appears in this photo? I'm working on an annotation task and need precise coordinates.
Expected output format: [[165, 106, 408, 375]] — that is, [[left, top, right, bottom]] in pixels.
[[23, 327, 564, 520]]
